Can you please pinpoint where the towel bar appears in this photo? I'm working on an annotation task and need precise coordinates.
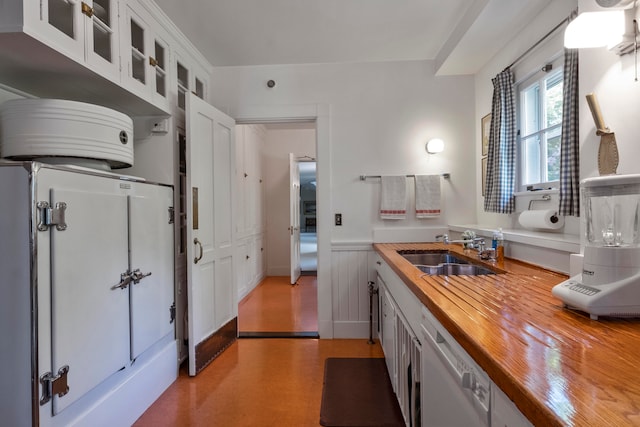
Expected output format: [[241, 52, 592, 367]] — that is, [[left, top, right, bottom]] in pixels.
[[359, 173, 450, 181]]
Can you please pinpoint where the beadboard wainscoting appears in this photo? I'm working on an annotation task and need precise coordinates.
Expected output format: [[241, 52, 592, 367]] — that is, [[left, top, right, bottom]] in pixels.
[[331, 242, 377, 338]]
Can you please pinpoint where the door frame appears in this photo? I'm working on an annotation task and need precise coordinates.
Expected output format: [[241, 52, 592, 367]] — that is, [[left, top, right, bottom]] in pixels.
[[235, 104, 332, 338]]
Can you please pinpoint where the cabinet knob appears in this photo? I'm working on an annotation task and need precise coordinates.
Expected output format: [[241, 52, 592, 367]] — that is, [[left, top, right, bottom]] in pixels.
[[149, 57, 158, 67]]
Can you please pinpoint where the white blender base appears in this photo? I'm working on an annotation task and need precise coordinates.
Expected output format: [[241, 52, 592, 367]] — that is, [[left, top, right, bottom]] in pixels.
[[552, 271, 640, 320]]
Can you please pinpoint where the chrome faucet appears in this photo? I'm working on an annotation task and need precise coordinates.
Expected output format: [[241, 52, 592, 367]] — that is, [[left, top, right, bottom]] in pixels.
[[472, 237, 485, 252], [436, 234, 494, 259], [435, 234, 449, 244]]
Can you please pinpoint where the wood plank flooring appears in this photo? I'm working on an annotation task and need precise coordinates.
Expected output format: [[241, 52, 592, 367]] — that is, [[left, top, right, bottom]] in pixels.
[[238, 275, 318, 333], [134, 276, 383, 426]]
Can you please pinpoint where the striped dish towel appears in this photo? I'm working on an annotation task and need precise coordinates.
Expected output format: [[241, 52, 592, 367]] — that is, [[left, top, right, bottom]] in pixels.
[[415, 175, 441, 218], [380, 176, 407, 219]]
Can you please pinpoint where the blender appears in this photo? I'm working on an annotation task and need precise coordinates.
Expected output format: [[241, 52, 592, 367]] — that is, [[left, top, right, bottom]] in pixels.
[[552, 174, 640, 319]]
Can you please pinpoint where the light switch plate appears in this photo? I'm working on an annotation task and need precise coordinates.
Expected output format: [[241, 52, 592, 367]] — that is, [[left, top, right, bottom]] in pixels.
[[335, 213, 342, 226]]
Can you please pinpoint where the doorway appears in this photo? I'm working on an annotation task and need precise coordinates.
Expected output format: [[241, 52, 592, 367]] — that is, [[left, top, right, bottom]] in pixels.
[[237, 122, 318, 336]]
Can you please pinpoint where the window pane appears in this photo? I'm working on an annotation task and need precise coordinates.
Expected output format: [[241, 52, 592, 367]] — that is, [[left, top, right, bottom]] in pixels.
[[545, 127, 561, 182], [521, 83, 539, 137], [522, 134, 541, 185], [545, 71, 563, 127]]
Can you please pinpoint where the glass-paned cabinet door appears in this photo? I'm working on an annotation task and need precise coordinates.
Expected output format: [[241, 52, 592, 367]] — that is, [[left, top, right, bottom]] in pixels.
[[36, 0, 119, 80], [85, 0, 119, 80], [37, 0, 85, 63], [150, 37, 170, 107], [120, 4, 170, 111], [177, 60, 189, 110], [129, 16, 146, 84], [195, 77, 204, 99]]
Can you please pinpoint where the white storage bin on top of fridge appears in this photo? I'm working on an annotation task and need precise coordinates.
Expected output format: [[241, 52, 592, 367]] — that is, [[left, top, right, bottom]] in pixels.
[[0, 98, 134, 169]]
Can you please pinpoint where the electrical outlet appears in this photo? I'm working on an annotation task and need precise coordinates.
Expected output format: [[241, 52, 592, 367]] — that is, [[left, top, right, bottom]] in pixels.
[[335, 213, 342, 226]]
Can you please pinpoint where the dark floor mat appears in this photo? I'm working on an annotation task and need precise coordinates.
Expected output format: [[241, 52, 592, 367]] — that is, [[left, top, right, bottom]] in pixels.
[[320, 357, 405, 427]]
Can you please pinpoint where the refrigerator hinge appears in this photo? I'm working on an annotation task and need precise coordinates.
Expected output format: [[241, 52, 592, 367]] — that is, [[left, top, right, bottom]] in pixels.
[[39, 365, 70, 405], [37, 201, 67, 231], [168, 206, 175, 224]]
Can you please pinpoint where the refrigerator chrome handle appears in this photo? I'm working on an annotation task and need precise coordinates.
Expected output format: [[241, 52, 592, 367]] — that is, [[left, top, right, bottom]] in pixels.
[[111, 271, 132, 290]]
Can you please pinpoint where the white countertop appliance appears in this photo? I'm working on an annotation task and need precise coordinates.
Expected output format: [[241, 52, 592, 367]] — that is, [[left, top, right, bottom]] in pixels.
[[553, 174, 640, 319]]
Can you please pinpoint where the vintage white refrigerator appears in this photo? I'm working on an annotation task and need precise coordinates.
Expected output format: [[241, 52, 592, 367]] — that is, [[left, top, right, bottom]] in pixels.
[[0, 161, 177, 426]]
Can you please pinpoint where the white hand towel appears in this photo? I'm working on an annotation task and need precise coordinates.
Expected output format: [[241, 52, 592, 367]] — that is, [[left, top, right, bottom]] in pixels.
[[415, 175, 441, 218], [380, 176, 407, 220]]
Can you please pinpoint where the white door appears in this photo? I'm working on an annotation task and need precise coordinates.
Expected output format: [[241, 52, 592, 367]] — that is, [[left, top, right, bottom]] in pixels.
[[289, 153, 301, 285], [49, 187, 130, 414], [129, 185, 174, 359], [186, 92, 236, 376]]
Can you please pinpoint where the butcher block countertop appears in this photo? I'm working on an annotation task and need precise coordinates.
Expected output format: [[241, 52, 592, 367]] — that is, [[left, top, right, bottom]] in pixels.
[[374, 242, 640, 427]]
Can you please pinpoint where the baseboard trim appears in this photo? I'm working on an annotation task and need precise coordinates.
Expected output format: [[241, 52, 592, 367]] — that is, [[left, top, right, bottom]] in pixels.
[[238, 331, 320, 339]]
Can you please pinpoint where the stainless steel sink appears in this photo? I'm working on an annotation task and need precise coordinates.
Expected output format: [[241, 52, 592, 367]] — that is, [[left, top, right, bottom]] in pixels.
[[399, 251, 468, 266], [397, 250, 496, 276], [415, 263, 496, 276]]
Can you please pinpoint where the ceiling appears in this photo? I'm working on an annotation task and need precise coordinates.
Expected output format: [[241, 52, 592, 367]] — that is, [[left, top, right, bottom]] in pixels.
[[153, 0, 552, 75]]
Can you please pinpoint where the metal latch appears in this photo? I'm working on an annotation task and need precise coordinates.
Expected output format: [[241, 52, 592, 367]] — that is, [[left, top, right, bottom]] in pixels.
[[40, 365, 70, 405], [168, 206, 175, 224], [111, 269, 152, 290], [170, 302, 176, 324], [130, 268, 152, 284], [37, 201, 67, 231]]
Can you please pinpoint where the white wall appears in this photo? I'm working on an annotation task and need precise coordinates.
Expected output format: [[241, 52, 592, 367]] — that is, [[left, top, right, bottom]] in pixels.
[[211, 60, 477, 243], [263, 125, 316, 275], [577, 0, 640, 181], [210, 60, 476, 337]]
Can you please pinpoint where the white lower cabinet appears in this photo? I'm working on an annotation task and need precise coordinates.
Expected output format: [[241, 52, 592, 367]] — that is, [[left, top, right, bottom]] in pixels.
[[379, 276, 397, 387], [376, 266, 421, 427], [376, 257, 532, 427], [0, 162, 177, 427]]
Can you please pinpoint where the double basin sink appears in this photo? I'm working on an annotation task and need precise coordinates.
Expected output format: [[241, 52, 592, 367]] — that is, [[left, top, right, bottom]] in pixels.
[[398, 250, 497, 276]]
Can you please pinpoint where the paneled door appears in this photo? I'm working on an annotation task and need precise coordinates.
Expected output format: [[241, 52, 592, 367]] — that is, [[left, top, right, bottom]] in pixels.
[[289, 153, 301, 285], [185, 92, 236, 376]]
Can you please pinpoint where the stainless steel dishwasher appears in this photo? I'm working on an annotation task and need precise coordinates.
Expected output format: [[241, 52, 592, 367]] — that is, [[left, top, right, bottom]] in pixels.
[[420, 306, 490, 426]]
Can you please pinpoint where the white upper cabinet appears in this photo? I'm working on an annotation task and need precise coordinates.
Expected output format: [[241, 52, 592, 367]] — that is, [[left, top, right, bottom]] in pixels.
[[174, 49, 209, 120], [120, 3, 171, 112], [0, 0, 212, 116], [25, 0, 120, 82]]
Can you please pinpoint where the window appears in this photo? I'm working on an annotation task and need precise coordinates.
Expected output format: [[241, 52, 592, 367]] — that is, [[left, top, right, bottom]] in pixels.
[[517, 61, 563, 191]]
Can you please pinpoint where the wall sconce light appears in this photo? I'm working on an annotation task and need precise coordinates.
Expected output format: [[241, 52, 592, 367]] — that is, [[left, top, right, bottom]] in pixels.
[[426, 138, 444, 154], [564, 2, 638, 55]]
